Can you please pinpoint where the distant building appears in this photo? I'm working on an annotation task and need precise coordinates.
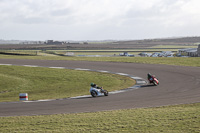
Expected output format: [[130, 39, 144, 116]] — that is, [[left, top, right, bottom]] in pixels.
[[83, 42, 88, 44], [178, 48, 198, 57], [67, 42, 80, 44], [45, 40, 66, 45], [65, 52, 74, 56], [198, 45, 200, 57]]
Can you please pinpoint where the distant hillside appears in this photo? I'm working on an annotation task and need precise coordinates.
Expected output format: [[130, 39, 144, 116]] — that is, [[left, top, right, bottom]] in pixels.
[[114, 36, 200, 48], [0, 36, 200, 50]]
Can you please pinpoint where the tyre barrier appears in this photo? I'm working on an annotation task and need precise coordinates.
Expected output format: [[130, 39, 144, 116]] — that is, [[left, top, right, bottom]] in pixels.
[[19, 93, 28, 101]]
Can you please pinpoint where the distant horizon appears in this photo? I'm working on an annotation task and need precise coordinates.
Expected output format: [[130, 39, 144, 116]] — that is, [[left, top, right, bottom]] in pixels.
[[1, 35, 200, 42]]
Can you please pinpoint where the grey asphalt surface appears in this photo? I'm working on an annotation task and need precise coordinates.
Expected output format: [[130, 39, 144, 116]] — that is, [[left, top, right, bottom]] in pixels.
[[0, 59, 200, 117]]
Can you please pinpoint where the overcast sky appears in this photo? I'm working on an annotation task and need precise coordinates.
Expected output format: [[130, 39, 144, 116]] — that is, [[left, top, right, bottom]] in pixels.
[[0, 0, 200, 40]]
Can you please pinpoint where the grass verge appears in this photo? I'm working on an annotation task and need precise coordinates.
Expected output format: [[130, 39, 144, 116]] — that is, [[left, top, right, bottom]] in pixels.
[[151, 45, 198, 48], [0, 103, 199, 132], [0, 53, 199, 132], [0, 65, 135, 102], [0, 54, 200, 67]]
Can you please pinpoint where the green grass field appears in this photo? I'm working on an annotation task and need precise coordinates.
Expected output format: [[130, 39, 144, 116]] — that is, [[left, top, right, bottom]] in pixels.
[[0, 103, 199, 132], [0, 51, 200, 132], [47, 50, 176, 56], [0, 54, 200, 67], [0, 65, 135, 102], [151, 45, 198, 48]]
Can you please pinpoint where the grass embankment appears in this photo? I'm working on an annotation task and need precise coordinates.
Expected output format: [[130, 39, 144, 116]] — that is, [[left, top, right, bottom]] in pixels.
[[0, 65, 135, 102], [0, 54, 200, 67], [47, 48, 179, 55], [46, 49, 179, 56], [151, 45, 198, 48], [0, 52, 200, 132], [0, 103, 200, 132]]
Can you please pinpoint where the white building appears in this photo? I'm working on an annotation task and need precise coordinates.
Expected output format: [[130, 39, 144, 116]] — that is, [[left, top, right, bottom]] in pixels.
[[178, 48, 198, 57]]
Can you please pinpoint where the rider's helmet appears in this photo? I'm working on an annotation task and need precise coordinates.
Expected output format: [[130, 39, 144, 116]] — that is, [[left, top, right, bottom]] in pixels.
[[91, 83, 95, 87], [147, 73, 152, 79], [148, 73, 152, 76]]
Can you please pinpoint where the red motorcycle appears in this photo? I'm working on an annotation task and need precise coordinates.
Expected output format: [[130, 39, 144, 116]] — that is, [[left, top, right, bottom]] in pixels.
[[148, 75, 159, 86]]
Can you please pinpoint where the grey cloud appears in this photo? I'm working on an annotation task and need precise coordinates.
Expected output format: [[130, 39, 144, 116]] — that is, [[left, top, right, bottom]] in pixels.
[[50, 8, 72, 17], [13, 15, 49, 24]]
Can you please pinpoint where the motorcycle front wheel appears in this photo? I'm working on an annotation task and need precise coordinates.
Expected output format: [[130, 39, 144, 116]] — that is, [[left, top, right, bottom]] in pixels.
[[104, 90, 109, 96], [153, 81, 158, 86]]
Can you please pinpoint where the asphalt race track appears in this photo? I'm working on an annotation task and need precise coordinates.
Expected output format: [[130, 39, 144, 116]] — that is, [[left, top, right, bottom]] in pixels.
[[0, 59, 200, 116]]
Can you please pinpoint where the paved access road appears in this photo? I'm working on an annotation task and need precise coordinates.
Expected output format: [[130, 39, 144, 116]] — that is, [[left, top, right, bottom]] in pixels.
[[0, 59, 200, 116]]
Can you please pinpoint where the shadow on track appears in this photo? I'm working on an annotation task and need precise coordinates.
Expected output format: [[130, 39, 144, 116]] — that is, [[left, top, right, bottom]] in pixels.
[[73, 95, 107, 100], [141, 84, 155, 88]]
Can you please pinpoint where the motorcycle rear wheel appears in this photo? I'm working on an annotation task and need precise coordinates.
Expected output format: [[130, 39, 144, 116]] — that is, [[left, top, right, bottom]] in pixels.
[[91, 90, 97, 97]]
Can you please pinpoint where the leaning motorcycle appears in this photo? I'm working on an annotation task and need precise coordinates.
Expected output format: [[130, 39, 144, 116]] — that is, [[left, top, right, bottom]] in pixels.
[[90, 87, 108, 97], [148, 76, 159, 86]]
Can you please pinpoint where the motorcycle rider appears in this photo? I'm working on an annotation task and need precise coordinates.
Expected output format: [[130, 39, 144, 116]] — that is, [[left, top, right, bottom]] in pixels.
[[91, 83, 101, 89], [147, 73, 159, 84], [147, 73, 157, 82], [90, 83, 108, 97], [91, 83, 103, 91], [147, 73, 153, 81]]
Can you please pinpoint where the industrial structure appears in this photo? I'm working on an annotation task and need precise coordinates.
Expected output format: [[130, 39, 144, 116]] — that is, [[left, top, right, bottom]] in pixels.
[[178, 48, 198, 57], [198, 44, 200, 57], [45, 40, 66, 45]]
